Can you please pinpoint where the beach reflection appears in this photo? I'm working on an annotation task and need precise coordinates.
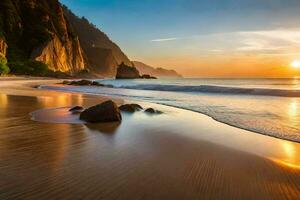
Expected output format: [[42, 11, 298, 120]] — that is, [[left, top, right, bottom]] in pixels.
[[0, 93, 8, 108], [288, 98, 299, 118], [37, 93, 84, 108], [270, 142, 300, 170], [2, 90, 300, 198], [0, 94, 89, 176]]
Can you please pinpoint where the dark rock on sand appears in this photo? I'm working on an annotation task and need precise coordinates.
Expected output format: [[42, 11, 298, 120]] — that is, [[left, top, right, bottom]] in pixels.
[[69, 106, 84, 112], [71, 79, 93, 86], [61, 79, 92, 86], [80, 100, 122, 123], [119, 104, 143, 113], [145, 108, 163, 114]]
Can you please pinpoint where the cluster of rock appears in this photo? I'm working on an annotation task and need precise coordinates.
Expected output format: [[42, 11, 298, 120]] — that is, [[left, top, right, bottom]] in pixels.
[[119, 104, 162, 114], [62, 79, 104, 86], [116, 62, 157, 79], [69, 100, 162, 123]]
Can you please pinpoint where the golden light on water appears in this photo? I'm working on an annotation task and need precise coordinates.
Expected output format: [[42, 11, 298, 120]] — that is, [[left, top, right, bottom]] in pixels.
[[288, 99, 298, 118]]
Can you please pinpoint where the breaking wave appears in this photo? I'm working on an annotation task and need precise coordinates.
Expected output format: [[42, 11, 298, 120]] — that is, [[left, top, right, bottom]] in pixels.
[[107, 84, 300, 97]]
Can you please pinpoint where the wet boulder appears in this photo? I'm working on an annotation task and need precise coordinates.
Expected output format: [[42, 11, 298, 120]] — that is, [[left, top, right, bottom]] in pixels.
[[69, 106, 84, 112], [80, 100, 122, 123], [119, 104, 143, 113], [145, 108, 163, 114], [91, 81, 104, 86], [70, 79, 93, 86], [62, 80, 71, 85]]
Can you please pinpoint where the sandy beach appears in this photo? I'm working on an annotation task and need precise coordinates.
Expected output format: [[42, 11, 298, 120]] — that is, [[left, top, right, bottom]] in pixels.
[[1, 78, 300, 200]]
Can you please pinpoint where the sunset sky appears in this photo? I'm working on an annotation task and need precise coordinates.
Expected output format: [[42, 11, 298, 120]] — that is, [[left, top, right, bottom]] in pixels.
[[61, 0, 300, 77]]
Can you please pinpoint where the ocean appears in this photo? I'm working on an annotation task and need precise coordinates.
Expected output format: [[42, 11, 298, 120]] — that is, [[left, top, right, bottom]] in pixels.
[[41, 78, 300, 142]]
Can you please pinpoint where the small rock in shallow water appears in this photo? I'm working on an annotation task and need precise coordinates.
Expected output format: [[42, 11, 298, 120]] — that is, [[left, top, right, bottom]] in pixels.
[[80, 100, 122, 123], [69, 106, 84, 112], [62, 80, 71, 85], [119, 104, 143, 113], [145, 108, 163, 114], [91, 81, 104, 86], [72, 80, 93, 86], [131, 104, 143, 110]]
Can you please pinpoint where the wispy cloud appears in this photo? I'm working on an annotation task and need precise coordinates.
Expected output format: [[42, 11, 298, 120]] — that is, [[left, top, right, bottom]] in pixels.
[[149, 29, 300, 57], [234, 29, 300, 55], [151, 37, 179, 42]]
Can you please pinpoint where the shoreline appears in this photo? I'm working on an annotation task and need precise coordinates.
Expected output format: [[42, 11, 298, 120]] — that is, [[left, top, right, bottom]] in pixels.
[[1, 77, 300, 162], [40, 79, 300, 144], [1, 78, 300, 199], [2, 77, 300, 147]]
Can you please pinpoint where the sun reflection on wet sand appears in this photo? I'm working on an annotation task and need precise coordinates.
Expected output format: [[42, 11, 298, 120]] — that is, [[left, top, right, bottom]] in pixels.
[[270, 141, 300, 170], [271, 159, 300, 169], [37, 93, 84, 108], [0, 93, 8, 108]]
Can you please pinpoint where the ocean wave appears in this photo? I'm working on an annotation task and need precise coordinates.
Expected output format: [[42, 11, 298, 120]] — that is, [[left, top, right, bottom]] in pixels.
[[108, 84, 300, 97]]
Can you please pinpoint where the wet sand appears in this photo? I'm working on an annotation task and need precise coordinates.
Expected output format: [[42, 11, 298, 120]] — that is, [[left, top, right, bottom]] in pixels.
[[1, 78, 300, 199]]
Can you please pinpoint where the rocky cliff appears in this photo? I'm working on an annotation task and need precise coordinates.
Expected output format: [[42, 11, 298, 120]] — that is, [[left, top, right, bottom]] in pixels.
[[31, 34, 85, 73], [63, 7, 132, 77], [0, 0, 133, 77], [133, 61, 182, 78], [0, 0, 87, 74], [84, 47, 118, 76]]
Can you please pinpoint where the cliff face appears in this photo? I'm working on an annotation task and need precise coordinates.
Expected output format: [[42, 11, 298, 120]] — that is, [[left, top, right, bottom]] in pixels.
[[84, 47, 118, 76], [0, 0, 87, 74], [31, 34, 85, 73], [64, 7, 132, 77], [30, 4, 86, 73], [133, 61, 182, 78]]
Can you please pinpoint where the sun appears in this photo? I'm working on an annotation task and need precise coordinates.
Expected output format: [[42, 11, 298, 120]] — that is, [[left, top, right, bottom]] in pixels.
[[291, 60, 300, 69]]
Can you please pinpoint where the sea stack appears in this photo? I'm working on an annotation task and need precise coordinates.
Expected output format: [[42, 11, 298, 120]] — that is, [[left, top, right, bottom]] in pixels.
[[116, 62, 140, 79]]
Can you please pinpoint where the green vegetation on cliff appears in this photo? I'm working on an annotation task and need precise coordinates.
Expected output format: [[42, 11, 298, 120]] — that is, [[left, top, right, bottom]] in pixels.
[[0, 56, 9, 75], [8, 60, 50, 76]]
